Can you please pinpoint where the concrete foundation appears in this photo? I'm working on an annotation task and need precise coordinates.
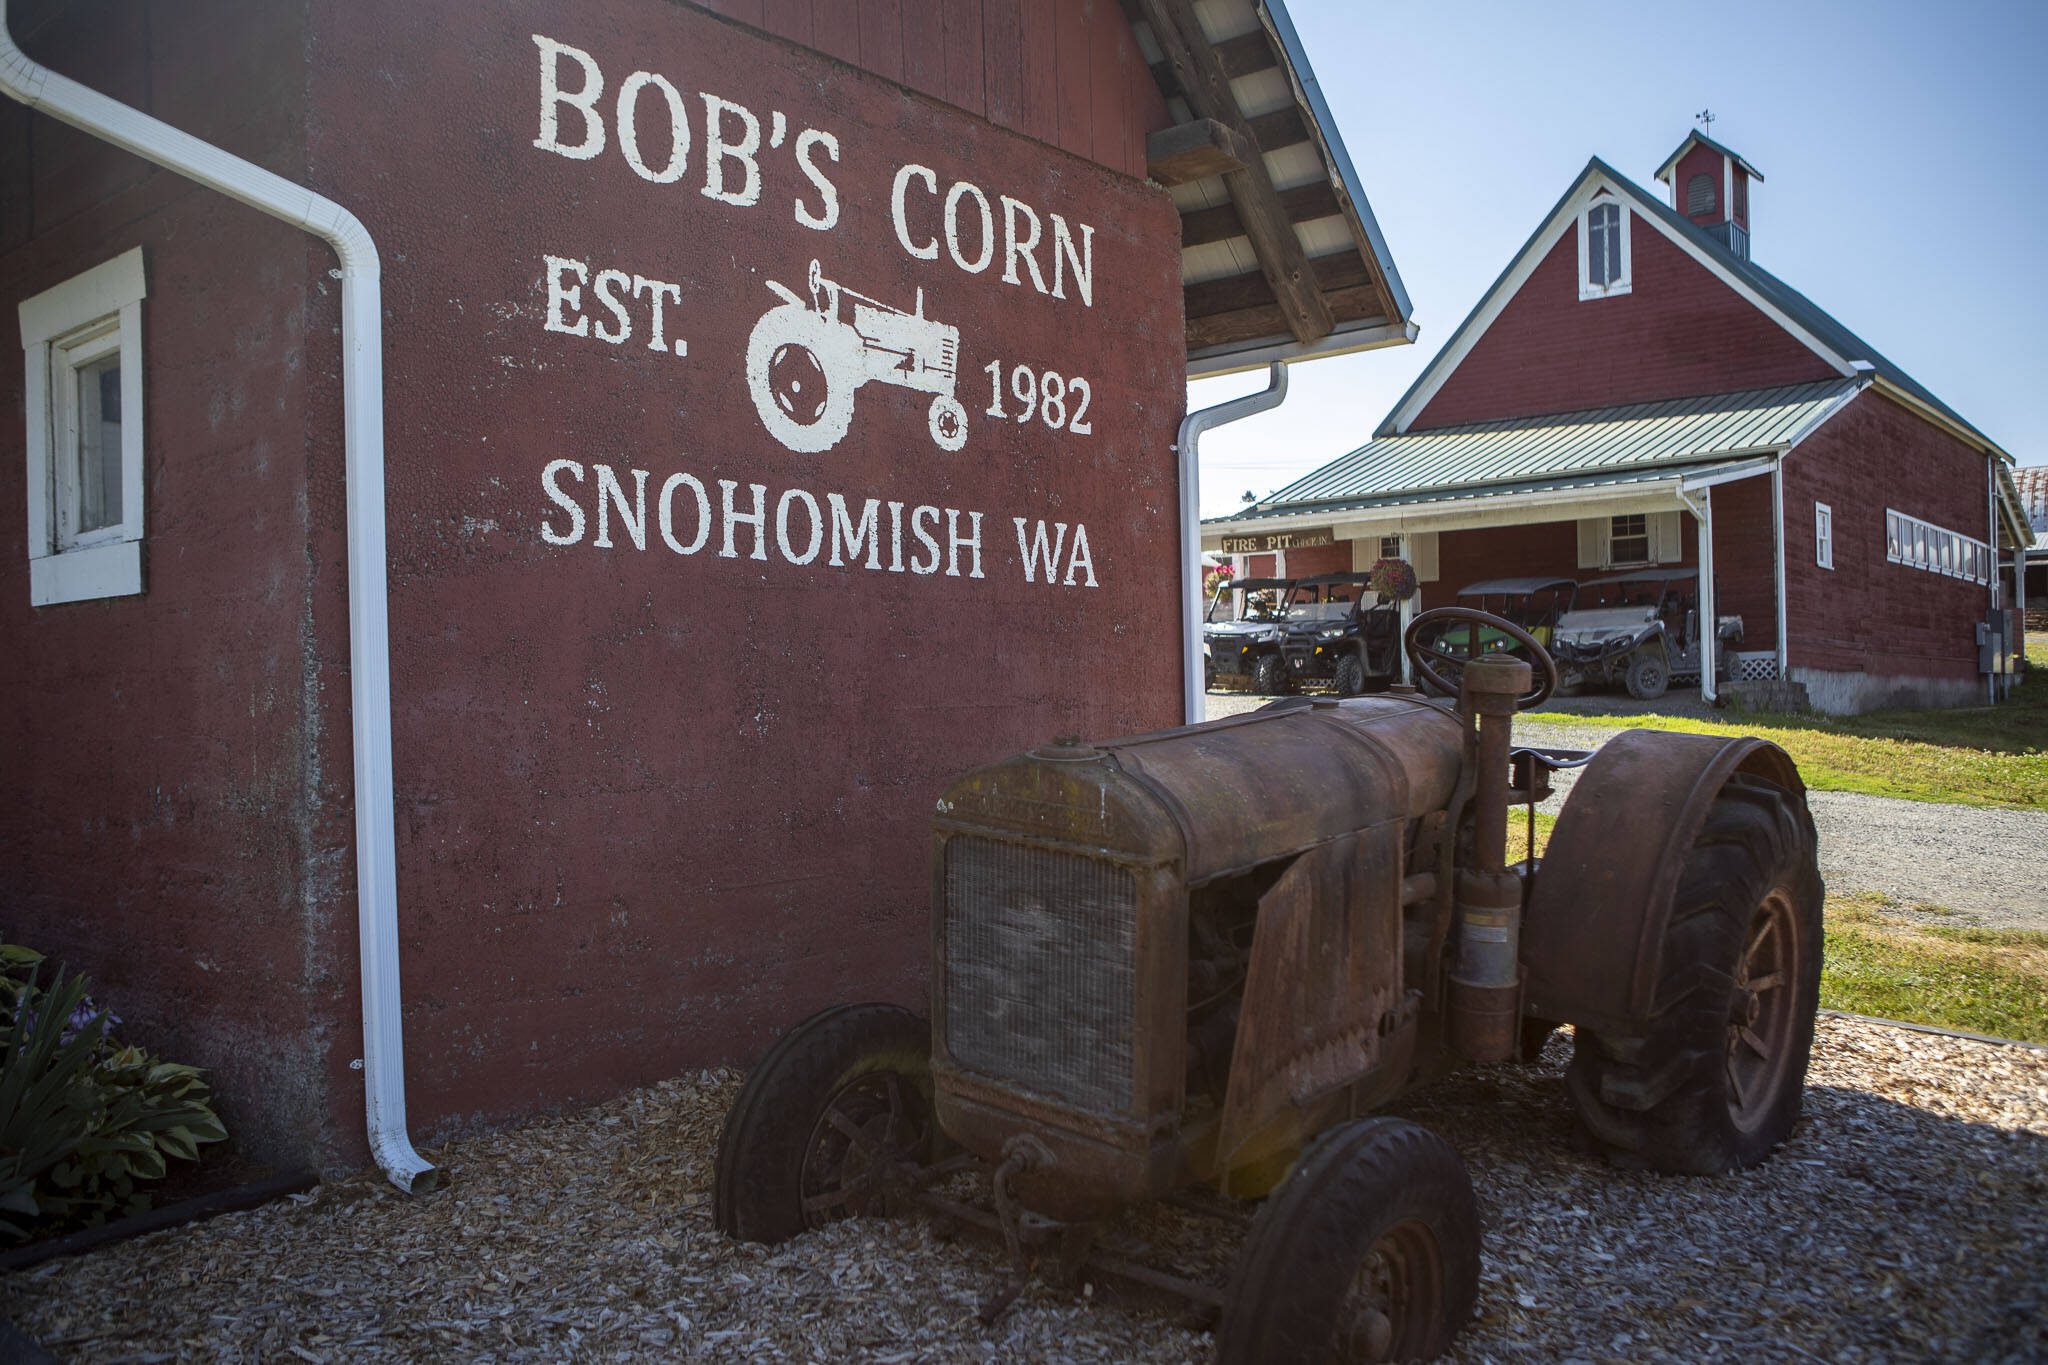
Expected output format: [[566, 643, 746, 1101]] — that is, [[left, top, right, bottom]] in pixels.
[[1790, 667, 1983, 715]]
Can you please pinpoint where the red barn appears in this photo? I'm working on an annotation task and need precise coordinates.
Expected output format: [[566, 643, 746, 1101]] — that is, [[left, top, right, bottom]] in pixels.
[[0, 0, 1412, 1183], [1208, 131, 2030, 712]]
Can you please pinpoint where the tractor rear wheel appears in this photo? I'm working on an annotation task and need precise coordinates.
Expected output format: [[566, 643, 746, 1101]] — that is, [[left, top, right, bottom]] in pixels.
[[745, 306, 858, 453], [1566, 773, 1822, 1173], [1216, 1117, 1479, 1364], [714, 1003, 936, 1243]]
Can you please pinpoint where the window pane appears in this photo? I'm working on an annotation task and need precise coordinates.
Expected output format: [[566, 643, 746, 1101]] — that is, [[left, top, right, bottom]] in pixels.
[[1586, 204, 1623, 285], [76, 353, 123, 533]]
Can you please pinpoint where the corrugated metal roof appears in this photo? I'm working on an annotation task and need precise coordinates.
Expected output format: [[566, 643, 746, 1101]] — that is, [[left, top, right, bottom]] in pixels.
[[2016, 466, 2048, 532], [1229, 380, 1859, 518]]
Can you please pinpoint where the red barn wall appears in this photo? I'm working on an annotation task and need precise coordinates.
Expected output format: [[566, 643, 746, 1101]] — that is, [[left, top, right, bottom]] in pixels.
[[1419, 514, 1706, 612], [687, 0, 1170, 178], [0, 0, 349, 1166], [296, 0, 1188, 1157], [1411, 205, 1837, 430], [1709, 474, 1778, 653], [1783, 392, 1993, 687]]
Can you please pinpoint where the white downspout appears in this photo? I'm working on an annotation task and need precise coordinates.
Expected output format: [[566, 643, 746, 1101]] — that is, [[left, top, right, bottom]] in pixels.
[[1771, 457, 1788, 680], [1, 5, 434, 1192], [1178, 363, 1289, 725]]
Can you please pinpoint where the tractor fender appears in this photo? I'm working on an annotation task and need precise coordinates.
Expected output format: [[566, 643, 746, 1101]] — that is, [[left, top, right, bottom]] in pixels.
[[1520, 729, 1804, 1034], [763, 279, 805, 309]]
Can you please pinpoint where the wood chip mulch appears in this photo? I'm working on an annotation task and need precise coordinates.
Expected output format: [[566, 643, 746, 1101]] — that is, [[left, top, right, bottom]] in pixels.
[[5, 1016, 2043, 1362]]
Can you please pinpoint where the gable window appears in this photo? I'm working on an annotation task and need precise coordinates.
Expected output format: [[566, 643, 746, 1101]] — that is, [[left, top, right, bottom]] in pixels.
[[1815, 503, 1833, 569], [1608, 513, 1650, 566], [1577, 198, 1631, 300], [20, 248, 147, 606]]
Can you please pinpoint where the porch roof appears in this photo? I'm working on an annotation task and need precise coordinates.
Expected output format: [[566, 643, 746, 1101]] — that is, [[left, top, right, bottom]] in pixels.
[[1211, 379, 1862, 524]]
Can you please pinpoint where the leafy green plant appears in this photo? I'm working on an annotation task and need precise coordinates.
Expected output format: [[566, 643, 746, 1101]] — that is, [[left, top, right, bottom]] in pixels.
[[0, 943, 226, 1243]]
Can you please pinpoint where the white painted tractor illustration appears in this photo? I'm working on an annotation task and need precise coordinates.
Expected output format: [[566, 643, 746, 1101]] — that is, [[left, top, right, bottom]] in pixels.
[[745, 258, 968, 455]]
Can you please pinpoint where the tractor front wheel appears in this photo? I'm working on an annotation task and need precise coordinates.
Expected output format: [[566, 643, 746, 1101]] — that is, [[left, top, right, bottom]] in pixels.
[[713, 1003, 937, 1243], [1217, 1117, 1479, 1364], [1566, 773, 1823, 1173]]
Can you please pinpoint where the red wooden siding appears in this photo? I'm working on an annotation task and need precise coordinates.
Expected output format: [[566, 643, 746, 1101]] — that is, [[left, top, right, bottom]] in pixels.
[[1412, 209, 1837, 430], [1282, 542, 1352, 578], [1783, 392, 1995, 680], [687, 0, 1169, 178], [1708, 474, 1777, 652], [1417, 516, 1701, 613]]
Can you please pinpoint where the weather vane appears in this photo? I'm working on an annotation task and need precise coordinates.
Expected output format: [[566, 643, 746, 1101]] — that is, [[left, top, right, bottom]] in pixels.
[[1696, 107, 1716, 132]]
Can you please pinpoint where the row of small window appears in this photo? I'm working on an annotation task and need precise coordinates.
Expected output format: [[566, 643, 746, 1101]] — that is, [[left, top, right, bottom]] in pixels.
[[1884, 509, 1992, 585]]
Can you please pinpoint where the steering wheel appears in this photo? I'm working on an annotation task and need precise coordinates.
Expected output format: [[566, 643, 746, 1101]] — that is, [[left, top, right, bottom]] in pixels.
[[1403, 607, 1559, 710]]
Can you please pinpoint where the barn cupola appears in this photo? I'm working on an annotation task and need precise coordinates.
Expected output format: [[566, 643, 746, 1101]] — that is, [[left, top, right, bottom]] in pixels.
[[1654, 128, 1763, 259]]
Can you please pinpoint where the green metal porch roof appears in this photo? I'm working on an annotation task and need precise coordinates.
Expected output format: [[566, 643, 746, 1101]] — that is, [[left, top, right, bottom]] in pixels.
[[1217, 379, 1860, 521]]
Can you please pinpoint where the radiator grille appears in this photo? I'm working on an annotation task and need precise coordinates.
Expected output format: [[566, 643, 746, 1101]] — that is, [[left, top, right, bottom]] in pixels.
[[943, 836, 1136, 1113]]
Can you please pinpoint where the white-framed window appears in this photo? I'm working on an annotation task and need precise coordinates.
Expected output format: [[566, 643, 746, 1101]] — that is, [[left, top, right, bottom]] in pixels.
[[1577, 195, 1632, 300], [1378, 534, 1403, 561], [1884, 508, 1989, 585], [20, 248, 147, 606], [1608, 513, 1650, 566], [1815, 503, 1833, 569]]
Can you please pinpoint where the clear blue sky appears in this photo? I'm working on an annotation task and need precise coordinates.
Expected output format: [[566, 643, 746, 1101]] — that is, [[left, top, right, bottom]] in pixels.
[[1190, 0, 2048, 518]]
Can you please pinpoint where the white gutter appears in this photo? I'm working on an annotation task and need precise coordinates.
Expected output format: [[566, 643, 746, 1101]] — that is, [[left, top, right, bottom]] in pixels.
[[1, 4, 434, 1192], [1179, 363, 1288, 725]]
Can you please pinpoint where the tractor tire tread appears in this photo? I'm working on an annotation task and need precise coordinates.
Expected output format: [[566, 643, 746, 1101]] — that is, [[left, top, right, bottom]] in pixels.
[[1217, 1118, 1479, 1364], [1565, 775, 1822, 1174], [713, 1003, 929, 1244]]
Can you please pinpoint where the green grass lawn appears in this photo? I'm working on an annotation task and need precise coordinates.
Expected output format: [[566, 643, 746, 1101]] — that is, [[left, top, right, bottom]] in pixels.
[[1821, 894, 2048, 1044], [1532, 669, 2048, 810]]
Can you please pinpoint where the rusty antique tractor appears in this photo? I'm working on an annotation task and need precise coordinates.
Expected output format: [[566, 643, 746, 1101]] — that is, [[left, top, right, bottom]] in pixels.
[[714, 609, 1823, 1362]]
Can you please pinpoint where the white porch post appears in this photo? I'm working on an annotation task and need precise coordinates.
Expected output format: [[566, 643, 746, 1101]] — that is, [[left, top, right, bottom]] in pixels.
[[1771, 461, 1789, 679], [1394, 534, 1414, 686], [1697, 487, 1718, 703]]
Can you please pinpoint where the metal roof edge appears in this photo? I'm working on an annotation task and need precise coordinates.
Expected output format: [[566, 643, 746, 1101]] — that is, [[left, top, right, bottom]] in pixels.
[[1258, 0, 1413, 326], [1207, 449, 1768, 527], [1654, 129, 1765, 185], [1186, 318, 1417, 381]]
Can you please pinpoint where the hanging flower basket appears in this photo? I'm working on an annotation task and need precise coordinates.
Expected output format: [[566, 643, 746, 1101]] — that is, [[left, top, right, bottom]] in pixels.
[[1202, 563, 1237, 598], [1369, 557, 1417, 602]]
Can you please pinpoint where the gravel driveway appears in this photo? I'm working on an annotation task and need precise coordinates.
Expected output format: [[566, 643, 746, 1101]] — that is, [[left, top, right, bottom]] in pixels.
[[4, 1018, 2041, 1361], [1204, 694, 2047, 931]]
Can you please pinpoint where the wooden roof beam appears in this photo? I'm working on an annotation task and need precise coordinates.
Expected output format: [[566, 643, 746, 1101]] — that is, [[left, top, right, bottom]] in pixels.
[[1135, 0, 1333, 344], [1147, 118, 1253, 186], [1146, 29, 1276, 88]]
